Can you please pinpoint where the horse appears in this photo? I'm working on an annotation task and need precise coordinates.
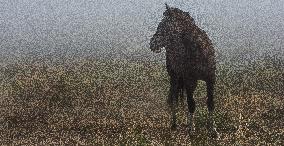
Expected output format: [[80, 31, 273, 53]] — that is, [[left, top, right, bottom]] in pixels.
[[149, 3, 218, 137]]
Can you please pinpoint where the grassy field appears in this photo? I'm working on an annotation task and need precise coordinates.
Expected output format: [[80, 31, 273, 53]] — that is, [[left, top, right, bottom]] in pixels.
[[0, 57, 283, 145]]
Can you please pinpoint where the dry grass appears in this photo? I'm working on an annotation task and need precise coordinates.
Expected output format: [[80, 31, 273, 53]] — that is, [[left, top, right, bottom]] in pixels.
[[0, 57, 283, 145]]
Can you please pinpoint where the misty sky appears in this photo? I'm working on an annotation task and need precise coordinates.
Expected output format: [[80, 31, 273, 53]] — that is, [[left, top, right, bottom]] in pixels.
[[1, 0, 283, 62]]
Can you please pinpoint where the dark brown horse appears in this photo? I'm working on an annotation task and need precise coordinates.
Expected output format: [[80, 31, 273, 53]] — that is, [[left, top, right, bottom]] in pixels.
[[150, 4, 218, 137]]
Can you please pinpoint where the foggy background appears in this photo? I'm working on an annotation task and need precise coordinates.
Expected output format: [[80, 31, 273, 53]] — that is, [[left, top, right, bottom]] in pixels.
[[1, 0, 283, 64]]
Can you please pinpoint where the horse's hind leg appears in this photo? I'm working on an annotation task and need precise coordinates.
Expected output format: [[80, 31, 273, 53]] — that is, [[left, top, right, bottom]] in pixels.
[[206, 78, 215, 112], [185, 80, 197, 133], [178, 78, 185, 106], [206, 78, 219, 138]]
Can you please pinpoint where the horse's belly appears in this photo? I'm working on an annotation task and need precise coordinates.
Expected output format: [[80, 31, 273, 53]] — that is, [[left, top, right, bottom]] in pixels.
[[166, 51, 215, 79]]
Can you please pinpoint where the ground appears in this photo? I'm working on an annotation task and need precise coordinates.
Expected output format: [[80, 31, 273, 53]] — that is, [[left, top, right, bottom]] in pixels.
[[0, 57, 283, 145]]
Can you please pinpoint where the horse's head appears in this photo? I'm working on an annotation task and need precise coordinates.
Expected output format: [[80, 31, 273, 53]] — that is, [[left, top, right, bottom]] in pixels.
[[149, 3, 194, 53]]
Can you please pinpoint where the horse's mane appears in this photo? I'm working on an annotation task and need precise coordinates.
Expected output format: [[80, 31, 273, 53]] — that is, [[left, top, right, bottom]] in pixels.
[[164, 6, 213, 50], [163, 7, 195, 23]]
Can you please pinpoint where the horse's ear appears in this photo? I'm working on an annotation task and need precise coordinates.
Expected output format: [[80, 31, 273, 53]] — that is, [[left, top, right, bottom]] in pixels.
[[164, 3, 171, 16], [165, 3, 170, 10]]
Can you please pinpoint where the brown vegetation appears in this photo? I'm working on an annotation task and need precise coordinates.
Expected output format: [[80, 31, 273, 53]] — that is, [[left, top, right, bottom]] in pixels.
[[0, 57, 283, 145]]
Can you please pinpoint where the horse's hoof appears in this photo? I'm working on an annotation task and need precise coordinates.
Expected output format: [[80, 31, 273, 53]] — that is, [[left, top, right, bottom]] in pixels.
[[188, 129, 193, 136], [188, 126, 195, 134], [171, 123, 177, 130], [188, 128, 197, 138], [167, 98, 172, 106], [208, 128, 219, 139]]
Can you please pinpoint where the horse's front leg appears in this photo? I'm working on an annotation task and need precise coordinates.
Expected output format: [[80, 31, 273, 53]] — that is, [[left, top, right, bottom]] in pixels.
[[168, 77, 179, 130], [185, 79, 197, 133]]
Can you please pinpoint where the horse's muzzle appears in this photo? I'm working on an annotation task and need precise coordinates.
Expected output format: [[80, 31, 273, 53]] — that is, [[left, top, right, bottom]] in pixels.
[[153, 48, 162, 53]]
